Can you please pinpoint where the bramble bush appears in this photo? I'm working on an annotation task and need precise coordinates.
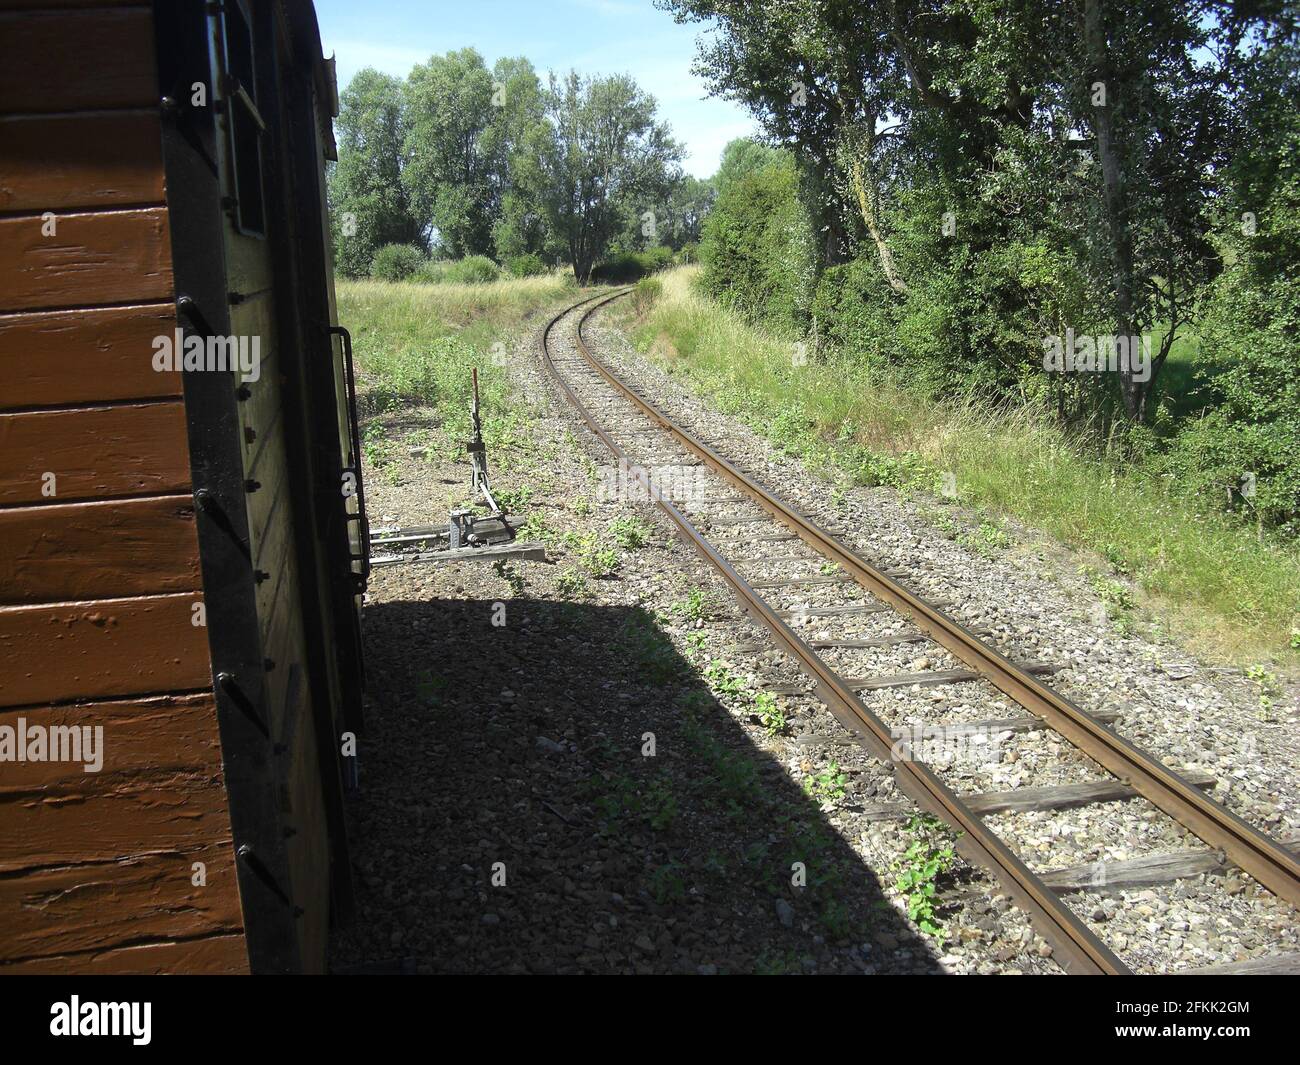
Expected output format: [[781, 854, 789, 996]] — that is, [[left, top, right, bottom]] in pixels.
[[591, 246, 675, 283], [697, 153, 816, 334], [443, 255, 501, 284], [370, 243, 427, 281], [505, 253, 548, 278]]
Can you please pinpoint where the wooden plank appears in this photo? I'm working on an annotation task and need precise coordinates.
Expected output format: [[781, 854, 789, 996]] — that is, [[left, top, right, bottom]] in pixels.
[[281, 663, 331, 972], [248, 435, 294, 580], [765, 660, 1058, 696], [1045, 847, 1224, 893], [0, 401, 190, 505], [239, 379, 290, 486], [0, 767, 231, 872], [703, 514, 769, 526], [0, 495, 199, 604], [254, 501, 296, 642], [860, 747, 1202, 826], [0, 111, 163, 212], [369, 541, 548, 566], [0, 592, 210, 707], [0, 692, 221, 795], [0, 304, 180, 411], [775, 602, 889, 620], [1178, 952, 1300, 976], [813, 633, 926, 649], [0, 8, 156, 114], [260, 564, 305, 736], [225, 230, 275, 299], [0, 842, 241, 963], [0, 207, 172, 313], [245, 402, 284, 484], [1040, 833, 1300, 895], [963, 770, 1216, 816], [0, 933, 249, 976], [723, 532, 798, 548], [749, 573, 852, 590], [268, 662, 304, 774], [227, 284, 279, 383], [847, 661, 1059, 692], [925, 709, 1120, 740]]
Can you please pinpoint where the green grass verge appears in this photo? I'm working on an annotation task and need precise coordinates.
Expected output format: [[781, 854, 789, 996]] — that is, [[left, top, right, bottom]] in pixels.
[[624, 268, 1300, 666], [336, 273, 576, 456]]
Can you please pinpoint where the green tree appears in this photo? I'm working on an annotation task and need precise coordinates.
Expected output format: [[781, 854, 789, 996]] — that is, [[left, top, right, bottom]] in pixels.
[[484, 56, 552, 259], [663, 175, 715, 248], [521, 72, 683, 282], [699, 153, 817, 332], [329, 68, 423, 277], [402, 48, 499, 257], [712, 138, 784, 199]]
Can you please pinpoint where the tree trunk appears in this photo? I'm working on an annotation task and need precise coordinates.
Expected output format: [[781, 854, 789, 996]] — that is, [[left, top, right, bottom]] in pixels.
[[1084, 0, 1145, 419], [847, 152, 909, 296]]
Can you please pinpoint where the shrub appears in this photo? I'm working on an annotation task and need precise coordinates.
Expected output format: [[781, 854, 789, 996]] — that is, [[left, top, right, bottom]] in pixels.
[[505, 253, 547, 278], [370, 243, 427, 281], [631, 277, 663, 316], [640, 246, 675, 272], [811, 259, 897, 368], [443, 255, 501, 284], [1158, 266, 1300, 533], [697, 154, 817, 332], [591, 247, 675, 284], [412, 261, 450, 284]]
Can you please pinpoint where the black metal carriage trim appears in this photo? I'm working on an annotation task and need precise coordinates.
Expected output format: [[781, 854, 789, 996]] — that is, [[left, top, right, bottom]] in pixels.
[[152, 0, 302, 975], [257, 0, 360, 919]]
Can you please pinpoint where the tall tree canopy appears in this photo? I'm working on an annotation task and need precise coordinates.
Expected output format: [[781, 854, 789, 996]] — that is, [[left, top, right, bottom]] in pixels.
[[664, 0, 1292, 421], [328, 68, 424, 278], [520, 72, 684, 282], [330, 52, 693, 278], [402, 48, 501, 257]]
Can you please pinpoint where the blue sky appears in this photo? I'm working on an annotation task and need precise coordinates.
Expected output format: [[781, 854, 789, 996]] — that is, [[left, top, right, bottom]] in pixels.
[[314, 0, 756, 177]]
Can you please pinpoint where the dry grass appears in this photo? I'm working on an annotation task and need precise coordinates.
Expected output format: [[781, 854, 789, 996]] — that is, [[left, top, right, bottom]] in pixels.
[[626, 268, 1300, 667]]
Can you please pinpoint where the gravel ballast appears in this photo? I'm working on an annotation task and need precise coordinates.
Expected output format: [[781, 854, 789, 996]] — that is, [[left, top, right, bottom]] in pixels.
[[328, 294, 1298, 975]]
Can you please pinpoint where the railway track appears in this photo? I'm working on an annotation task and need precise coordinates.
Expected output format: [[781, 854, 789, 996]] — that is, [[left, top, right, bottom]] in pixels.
[[538, 288, 1300, 975]]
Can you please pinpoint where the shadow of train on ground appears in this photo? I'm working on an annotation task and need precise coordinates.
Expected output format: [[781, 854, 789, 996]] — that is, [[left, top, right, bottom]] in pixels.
[[329, 595, 940, 974]]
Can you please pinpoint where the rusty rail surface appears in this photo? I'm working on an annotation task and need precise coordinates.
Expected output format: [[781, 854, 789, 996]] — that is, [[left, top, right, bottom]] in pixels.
[[539, 289, 1300, 974]]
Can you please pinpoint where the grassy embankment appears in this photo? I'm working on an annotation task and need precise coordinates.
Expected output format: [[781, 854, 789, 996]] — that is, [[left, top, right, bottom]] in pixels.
[[623, 268, 1300, 668], [336, 273, 578, 480]]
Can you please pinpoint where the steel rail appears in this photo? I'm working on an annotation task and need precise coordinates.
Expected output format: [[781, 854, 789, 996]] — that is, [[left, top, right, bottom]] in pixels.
[[565, 289, 1300, 916], [539, 290, 1131, 974]]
